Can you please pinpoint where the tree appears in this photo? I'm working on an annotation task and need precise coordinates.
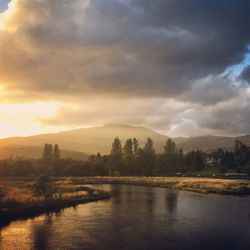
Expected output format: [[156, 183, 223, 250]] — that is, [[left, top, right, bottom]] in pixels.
[[124, 138, 134, 175], [111, 137, 123, 157], [235, 140, 248, 167], [110, 137, 123, 174], [124, 139, 133, 159], [160, 138, 180, 175], [184, 149, 205, 172], [42, 143, 53, 164], [164, 139, 177, 155], [32, 174, 55, 201], [53, 144, 61, 162], [142, 138, 156, 176], [133, 138, 139, 155]]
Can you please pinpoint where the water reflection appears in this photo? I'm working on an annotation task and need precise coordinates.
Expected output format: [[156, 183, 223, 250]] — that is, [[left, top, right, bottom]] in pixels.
[[32, 214, 53, 250], [32, 212, 62, 250], [165, 191, 179, 215], [146, 188, 155, 216], [1, 185, 250, 250]]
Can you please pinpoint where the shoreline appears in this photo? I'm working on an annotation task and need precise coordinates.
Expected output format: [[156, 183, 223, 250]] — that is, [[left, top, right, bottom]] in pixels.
[[0, 193, 110, 227], [68, 177, 250, 196]]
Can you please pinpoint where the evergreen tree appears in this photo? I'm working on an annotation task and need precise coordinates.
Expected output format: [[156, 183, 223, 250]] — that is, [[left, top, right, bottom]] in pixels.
[[124, 139, 133, 159], [42, 143, 53, 164], [110, 137, 123, 174], [133, 138, 139, 155], [111, 137, 123, 157], [161, 138, 179, 175], [124, 138, 134, 175], [142, 138, 156, 176], [164, 139, 176, 155], [53, 144, 61, 162], [235, 140, 248, 167]]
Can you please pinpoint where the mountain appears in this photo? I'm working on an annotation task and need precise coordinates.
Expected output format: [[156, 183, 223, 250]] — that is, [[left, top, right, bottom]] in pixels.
[[0, 145, 89, 160], [0, 124, 167, 158], [174, 135, 250, 152], [0, 124, 249, 159]]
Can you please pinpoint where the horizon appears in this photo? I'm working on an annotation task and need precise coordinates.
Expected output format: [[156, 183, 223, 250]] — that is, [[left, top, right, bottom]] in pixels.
[[0, 123, 248, 140]]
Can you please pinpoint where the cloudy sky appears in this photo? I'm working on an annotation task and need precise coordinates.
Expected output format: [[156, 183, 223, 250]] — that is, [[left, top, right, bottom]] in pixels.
[[0, 0, 250, 138]]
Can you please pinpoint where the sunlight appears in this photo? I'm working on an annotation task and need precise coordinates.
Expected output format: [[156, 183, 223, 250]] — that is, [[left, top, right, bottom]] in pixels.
[[0, 102, 61, 138]]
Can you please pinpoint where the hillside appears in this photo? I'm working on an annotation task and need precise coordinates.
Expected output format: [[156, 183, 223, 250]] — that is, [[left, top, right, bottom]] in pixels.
[[174, 135, 250, 152], [0, 124, 167, 158], [0, 124, 249, 159], [0, 145, 89, 160]]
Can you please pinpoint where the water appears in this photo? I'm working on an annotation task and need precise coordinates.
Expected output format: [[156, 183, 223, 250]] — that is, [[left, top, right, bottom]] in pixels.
[[1, 185, 250, 250]]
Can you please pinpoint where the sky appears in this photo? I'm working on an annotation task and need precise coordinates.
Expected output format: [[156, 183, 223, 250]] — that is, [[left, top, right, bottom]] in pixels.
[[0, 0, 250, 138]]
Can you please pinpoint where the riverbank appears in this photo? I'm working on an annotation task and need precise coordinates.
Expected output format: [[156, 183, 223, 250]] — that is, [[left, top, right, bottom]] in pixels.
[[0, 193, 110, 226], [66, 176, 250, 195], [0, 181, 110, 226]]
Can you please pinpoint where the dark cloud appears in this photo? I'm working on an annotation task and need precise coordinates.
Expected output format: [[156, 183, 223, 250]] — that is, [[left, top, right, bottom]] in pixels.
[[1, 0, 250, 136], [179, 75, 239, 105], [239, 65, 250, 83], [1, 0, 250, 101]]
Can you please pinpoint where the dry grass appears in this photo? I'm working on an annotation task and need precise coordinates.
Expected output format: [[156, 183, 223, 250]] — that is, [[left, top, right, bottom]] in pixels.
[[65, 176, 250, 195], [0, 179, 102, 208]]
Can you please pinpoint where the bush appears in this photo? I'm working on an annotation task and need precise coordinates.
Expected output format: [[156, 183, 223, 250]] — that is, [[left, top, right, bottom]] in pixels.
[[32, 174, 55, 201]]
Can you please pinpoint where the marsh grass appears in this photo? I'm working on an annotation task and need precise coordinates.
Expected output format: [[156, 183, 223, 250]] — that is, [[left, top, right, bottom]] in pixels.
[[65, 176, 250, 195], [0, 179, 107, 210]]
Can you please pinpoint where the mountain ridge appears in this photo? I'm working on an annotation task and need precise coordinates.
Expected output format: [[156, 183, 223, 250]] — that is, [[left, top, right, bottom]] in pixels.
[[0, 124, 249, 159]]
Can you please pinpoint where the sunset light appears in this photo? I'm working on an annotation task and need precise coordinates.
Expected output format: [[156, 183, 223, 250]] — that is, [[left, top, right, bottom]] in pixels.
[[0, 1, 250, 249]]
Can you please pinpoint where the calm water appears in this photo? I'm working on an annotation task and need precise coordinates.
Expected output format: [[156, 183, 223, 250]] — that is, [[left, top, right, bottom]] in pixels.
[[1, 185, 250, 250]]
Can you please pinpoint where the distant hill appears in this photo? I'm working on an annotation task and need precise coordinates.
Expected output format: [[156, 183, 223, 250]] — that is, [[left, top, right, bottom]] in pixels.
[[0, 124, 167, 158], [0, 124, 249, 159], [174, 135, 250, 152], [0, 145, 89, 160]]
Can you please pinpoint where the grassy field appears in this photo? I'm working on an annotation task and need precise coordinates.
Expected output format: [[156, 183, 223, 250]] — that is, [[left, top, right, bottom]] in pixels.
[[0, 178, 110, 225], [63, 176, 250, 195]]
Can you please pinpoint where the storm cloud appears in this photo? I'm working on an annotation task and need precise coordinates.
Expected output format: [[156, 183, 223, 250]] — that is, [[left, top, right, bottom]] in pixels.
[[0, 0, 250, 136]]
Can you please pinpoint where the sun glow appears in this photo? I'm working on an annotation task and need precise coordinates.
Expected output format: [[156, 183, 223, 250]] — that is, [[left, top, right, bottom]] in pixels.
[[0, 102, 61, 138]]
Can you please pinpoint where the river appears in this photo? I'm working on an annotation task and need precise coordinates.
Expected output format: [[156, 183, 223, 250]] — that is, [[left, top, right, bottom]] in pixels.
[[1, 184, 250, 250]]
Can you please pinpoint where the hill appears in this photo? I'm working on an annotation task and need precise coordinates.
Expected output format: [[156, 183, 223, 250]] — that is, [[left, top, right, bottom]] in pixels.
[[0, 145, 89, 160], [0, 124, 249, 159], [0, 124, 167, 158], [174, 135, 250, 152]]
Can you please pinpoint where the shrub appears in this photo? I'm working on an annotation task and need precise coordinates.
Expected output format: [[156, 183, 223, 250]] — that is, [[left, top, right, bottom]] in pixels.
[[32, 175, 55, 201]]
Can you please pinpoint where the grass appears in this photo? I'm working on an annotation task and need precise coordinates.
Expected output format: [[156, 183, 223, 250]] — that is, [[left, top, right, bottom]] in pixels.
[[63, 176, 250, 195], [0, 179, 110, 226]]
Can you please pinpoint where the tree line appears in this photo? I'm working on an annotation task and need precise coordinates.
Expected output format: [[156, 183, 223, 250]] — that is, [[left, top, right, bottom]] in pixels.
[[0, 138, 249, 177]]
